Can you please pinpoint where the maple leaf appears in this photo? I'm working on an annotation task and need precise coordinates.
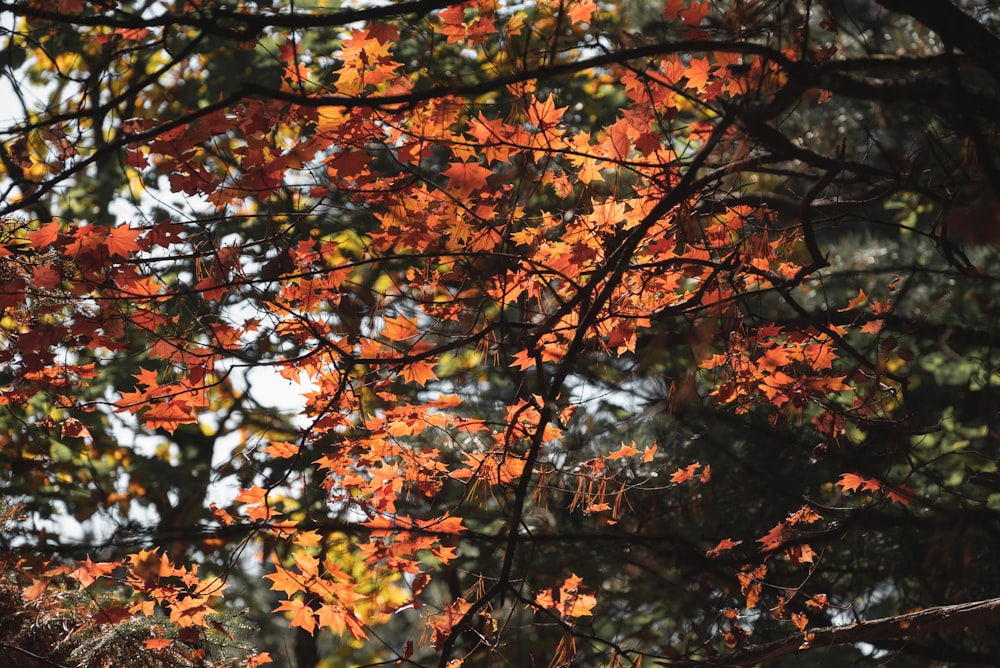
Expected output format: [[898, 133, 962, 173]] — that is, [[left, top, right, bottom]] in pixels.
[[106, 224, 143, 257], [566, 0, 598, 23], [441, 160, 492, 196], [757, 522, 788, 551], [27, 221, 61, 248], [382, 314, 419, 341], [246, 653, 273, 667], [400, 360, 437, 385], [295, 529, 323, 548], [806, 594, 829, 610], [22, 578, 49, 601], [786, 543, 817, 565], [670, 462, 701, 483], [510, 349, 536, 370], [61, 417, 91, 439], [606, 442, 639, 460], [316, 603, 368, 639], [263, 441, 300, 458], [839, 288, 868, 311], [32, 264, 62, 289], [685, 57, 712, 92], [145, 638, 173, 650], [70, 557, 119, 587], [275, 598, 317, 634], [418, 515, 466, 534], [706, 538, 742, 558], [886, 485, 915, 506], [526, 95, 567, 131], [194, 276, 227, 301], [265, 566, 305, 597], [836, 472, 881, 494], [143, 399, 196, 433], [170, 595, 211, 628], [680, 1, 709, 26], [236, 485, 268, 505], [861, 319, 884, 335], [663, 0, 685, 20], [535, 574, 597, 619]]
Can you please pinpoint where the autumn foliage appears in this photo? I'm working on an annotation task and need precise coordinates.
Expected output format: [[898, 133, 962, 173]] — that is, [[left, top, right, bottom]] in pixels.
[[4, 0, 1000, 666]]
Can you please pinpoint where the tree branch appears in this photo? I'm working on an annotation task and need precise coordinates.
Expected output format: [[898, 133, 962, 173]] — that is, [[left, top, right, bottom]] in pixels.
[[662, 596, 1000, 666], [878, 0, 1000, 83]]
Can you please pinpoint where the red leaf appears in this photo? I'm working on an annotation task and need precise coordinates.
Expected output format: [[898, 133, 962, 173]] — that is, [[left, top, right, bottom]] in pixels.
[[886, 485, 915, 506], [61, 417, 91, 439], [28, 221, 61, 248]]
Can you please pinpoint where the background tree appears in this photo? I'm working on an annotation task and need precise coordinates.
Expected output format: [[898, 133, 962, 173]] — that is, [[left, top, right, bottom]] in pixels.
[[3, 0, 1000, 666]]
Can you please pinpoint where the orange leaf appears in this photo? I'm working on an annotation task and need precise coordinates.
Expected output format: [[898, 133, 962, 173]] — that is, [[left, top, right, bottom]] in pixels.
[[400, 360, 437, 385], [510, 349, 535, 370], [246, 653, 274, 667], [806, 594, 829, 610], [263, 441, 300, 458], [236, 485, 268, 505], [143, 399, 196, 433], [685, 57, 711, 92], [382, 314, 419, 341], [566, 0, 597, 24], [169, 596, 211, 627], [839, 288, 868, 312], [145, 638, 173, 650], [670, 462, 700, 483], [294, 529, 322, 548], [526, 95, 567, 131], [265, 566, 305, 597], [606, 442, 639, 460], [22, 578, 49, 601], [441, 160, 492, 196], [107, 224, 143, 257], [837, 472, 881, 494], [786, 543, 817, 565], [70, 557, 119, 587], [706, 538, 742, 558], [275, 598, 317, 634]]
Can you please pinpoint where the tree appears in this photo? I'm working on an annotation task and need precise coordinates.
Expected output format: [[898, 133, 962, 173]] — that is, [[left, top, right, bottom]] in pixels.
[[3, 0, 1000, 665]]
